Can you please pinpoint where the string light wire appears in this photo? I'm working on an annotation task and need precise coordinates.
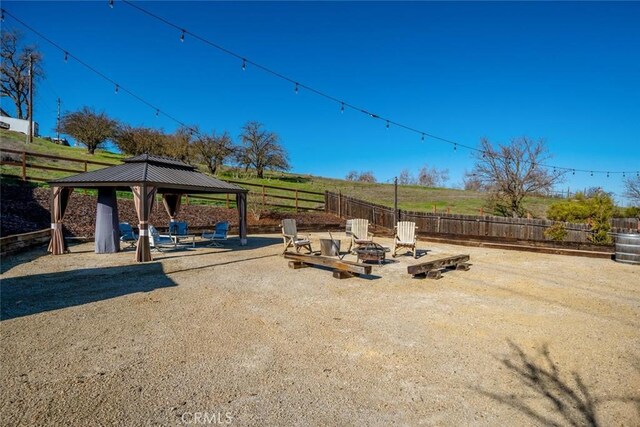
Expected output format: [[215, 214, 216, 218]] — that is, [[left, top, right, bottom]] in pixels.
[[2, 5, 637, 178]]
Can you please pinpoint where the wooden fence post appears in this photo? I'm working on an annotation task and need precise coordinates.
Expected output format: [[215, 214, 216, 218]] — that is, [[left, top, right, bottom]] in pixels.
[[185, 195, 190, 206], [295, 190, 299, 213], [433, 204, 436, 214], [84, 161, 88, 172], [338, 191, 342, 218], [21, 151, 26, 180], [226, 193, 230, 209], [262, 186, 266, 209]]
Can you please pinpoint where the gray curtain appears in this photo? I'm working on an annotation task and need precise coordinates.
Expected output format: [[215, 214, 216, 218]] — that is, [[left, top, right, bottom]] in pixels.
[[95, 188, 120, 253]]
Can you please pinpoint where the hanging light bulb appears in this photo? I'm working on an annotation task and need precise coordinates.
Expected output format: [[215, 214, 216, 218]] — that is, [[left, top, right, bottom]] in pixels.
[[64, 51, 68, 62], [590, 171, 593, 177], [1, 9, 5, 22], [482, 151, 486, 158], [340, 102, 344, 113], [607, 172, 610, 178], [294, 82, 299, 94], [241, 58, 246, 71], [180, 29, 185, 42], [572, 169, 575, 176], [454, 143, 457, 151], [421, 133, 425, 142], [115, 84, 119, 94], [386, 120, 390, 129], [155, 109, 159, 117], [108, 0, 114, 8]]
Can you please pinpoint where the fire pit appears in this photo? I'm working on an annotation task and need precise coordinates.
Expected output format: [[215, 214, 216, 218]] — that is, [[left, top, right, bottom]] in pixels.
[[355, 242, 388, 264]]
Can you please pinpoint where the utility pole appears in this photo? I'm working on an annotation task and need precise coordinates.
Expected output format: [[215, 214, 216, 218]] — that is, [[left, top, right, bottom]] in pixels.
[[27, 54, 33, 144], [56, 97, 61, 142]]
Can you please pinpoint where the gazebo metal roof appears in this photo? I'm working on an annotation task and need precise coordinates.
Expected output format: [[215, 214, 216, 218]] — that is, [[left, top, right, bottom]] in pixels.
[[49, 154, 247, 194]]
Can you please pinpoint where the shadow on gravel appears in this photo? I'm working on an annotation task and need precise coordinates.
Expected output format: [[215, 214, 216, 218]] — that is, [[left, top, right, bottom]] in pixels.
[[474, 341, 640, 427], [1, 262, 176, 321]]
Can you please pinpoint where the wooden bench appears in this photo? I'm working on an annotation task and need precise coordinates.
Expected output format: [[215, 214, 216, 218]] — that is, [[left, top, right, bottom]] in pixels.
[[407, 254, 471, 279], [284, 252, 372, 279]]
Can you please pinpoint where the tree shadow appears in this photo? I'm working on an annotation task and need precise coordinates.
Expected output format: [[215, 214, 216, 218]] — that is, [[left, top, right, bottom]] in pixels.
[[1, 262, 176, 321], [474, 341, 640, 426]]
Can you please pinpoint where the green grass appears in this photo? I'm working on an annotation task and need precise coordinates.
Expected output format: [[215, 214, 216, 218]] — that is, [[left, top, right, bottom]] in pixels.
[[1, 129, 560, 217]]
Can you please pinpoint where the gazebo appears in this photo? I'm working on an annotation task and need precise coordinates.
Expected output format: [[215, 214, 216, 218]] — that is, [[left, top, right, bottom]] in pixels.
[[47, 154, 248, 262]]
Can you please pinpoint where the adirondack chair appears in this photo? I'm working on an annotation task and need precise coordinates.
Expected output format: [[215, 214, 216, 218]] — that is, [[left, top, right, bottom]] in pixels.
[[392, 221, 418, 258], [281, 219, 312, 254], [348, 218, 374, 253]]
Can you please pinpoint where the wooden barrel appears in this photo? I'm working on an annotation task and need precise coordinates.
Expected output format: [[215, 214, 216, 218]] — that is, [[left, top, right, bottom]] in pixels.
[[614, 233, 640, 265]]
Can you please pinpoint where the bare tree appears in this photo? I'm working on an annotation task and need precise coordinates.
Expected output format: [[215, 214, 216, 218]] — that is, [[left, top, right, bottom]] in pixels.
[[163, 126, 192, 162], [59, 107, 118, 154], [114, 125, 166, 156], [418, 165, 449, 187], [191, 130, 235, 175], [471, 137, 565, 217], [357, 171, 377, 183], [398, 169, 415, 185], [345, 170, 359, 181], [238, 121, 289, 178], [462, 170, 484, 191], [623, 176, 640, 206], [1, 30, 44, 119]]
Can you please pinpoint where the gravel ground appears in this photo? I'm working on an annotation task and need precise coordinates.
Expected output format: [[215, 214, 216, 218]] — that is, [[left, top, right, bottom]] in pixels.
[[1, 234, 639, 426]]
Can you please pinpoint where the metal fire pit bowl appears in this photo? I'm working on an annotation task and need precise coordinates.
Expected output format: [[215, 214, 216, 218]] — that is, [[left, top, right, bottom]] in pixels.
[[355, 242, 388, 264]]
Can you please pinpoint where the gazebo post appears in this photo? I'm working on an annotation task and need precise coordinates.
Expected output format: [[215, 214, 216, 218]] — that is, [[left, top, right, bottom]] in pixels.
[[236, 192, 248, 246]]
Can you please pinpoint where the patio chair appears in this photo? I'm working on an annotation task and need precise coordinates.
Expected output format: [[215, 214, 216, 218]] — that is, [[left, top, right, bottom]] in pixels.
[[392, 221, 418, 258], [168, 220, 188, 237], [348, 218, 374, 254], [202, 221, 229, 247], [119, 222, 138, 249], [149, 224, 177, 252], [281, 219, 312, 254]]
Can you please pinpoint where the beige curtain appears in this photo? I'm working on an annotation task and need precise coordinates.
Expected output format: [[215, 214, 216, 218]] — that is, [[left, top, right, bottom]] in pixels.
[[162, 194, 182, 222], [131, 184, 157, 262], [48, 186, 74, 255]]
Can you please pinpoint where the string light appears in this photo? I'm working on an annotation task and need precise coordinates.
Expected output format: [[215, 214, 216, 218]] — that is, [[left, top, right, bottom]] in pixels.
[[64, 51, 68, 62], [622, 172, 625, 178], [155, 109, 159, 117], [108, 0, 114, 9], [4, 6, 635, 181], [1, 9, 5, 22], [421, 133, 425, 142], [115, 84, 119, 94], [607, 172, 610, 178]]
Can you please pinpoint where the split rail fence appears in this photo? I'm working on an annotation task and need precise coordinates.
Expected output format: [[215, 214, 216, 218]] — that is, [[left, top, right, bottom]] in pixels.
[[0, 149, 325, 212], [325, 191, 638, 245]]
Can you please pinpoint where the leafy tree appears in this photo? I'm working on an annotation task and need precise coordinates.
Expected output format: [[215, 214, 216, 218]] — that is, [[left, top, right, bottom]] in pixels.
[[623, 175, 640, 206], [237, 121, 289, 178], [59, 107, 118, 154], [357, 171, 377, 183], [417, 165, 449, 187], [547, 190, 614, 244], [191, 130, 235, 175], [114, 125, 166, 156], [471, 137, 565, 217], [1, 30, 44, 119]]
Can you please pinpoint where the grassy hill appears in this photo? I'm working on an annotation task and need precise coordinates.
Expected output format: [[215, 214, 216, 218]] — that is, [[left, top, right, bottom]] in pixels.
[[0, 129, 558, 217]]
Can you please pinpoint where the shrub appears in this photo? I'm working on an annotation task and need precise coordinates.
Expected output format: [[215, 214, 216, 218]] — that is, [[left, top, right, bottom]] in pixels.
[[547, 190, 613, 245], [544, 222, 567, 241]]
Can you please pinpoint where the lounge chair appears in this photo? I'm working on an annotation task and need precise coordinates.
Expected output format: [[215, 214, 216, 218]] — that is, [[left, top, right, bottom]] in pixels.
[[348, 218, 374, 253], [119, 222, 138, 249], [168, 221, 188, 237], [392, 221, 418, 258], [281, 219, 312, 254], [202, 221, 229, 247], [149, 224, 177, 251]]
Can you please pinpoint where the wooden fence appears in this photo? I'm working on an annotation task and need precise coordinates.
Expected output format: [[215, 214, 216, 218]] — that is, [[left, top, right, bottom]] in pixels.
[[325, 191, 638, 244], [0, 149, 325, 212]]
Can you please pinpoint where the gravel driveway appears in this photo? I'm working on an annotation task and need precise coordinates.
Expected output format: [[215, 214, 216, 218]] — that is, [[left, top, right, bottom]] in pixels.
[[1, 234, 639, 426]]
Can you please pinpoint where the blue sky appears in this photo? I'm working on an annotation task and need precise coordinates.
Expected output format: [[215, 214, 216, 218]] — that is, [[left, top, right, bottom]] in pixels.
[[2, 1, 639, 204]]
